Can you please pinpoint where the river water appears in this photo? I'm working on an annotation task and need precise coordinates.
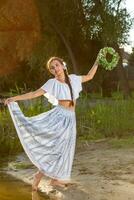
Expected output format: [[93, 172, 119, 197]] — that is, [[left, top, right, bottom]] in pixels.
[[0, 158, 48, 200]]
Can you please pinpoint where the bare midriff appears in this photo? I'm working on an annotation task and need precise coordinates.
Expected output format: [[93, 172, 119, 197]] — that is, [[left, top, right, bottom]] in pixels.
[[58, 100, 76, 111]]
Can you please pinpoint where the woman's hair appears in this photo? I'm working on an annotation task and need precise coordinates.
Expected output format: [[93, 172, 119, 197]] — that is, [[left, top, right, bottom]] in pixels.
[[46, 57, 74, 106]]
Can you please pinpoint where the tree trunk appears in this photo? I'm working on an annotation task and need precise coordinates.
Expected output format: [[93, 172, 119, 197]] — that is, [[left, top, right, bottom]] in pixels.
[[50, 21, 79, 74], [101, 71, 113, 97]]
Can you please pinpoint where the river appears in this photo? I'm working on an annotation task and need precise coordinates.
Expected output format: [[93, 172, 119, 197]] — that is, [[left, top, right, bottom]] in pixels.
[[0, 158, 48, 200]]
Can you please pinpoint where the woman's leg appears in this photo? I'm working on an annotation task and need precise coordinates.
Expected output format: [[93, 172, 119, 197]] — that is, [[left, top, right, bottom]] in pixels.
[[32, 171, 44, 191]]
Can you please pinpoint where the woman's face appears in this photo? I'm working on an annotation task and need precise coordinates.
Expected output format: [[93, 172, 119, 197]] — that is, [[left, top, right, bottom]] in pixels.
[[49, 59, 64, 76]]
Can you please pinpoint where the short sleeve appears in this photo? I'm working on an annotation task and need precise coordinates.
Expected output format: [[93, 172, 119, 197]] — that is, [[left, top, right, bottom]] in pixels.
[[40, 79, 58, 105], [40, 79, 53, 93], [69, 74, 82, 93], [43, 93, 58, 105]]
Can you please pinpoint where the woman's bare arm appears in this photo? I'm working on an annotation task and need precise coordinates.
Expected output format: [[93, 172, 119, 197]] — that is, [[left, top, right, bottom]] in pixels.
[[13, 88, 45, 101], [4, 88, 46, 105], [81, 58, 99, 83]]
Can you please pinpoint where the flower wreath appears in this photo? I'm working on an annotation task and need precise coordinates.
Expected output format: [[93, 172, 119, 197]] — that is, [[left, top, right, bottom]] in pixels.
[[97, 47, 120, 70]]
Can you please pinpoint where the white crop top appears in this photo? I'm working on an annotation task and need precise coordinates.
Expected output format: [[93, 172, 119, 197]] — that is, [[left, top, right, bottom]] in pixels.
[[40, 74, 82, 105]]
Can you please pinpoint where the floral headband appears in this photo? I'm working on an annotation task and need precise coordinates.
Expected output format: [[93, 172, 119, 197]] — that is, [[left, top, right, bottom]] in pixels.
[[63, 61, 67, 70]]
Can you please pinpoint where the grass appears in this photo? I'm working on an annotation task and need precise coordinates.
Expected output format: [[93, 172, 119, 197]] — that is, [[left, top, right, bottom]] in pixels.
[[76, 94, 134, 139], [8, 162, 34, 170], [0, 107, 23, 155], [1, 90, 134, 155], [108, 136, 134, 149]]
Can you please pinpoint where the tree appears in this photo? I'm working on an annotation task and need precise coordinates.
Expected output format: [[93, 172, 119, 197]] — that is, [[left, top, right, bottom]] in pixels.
[[1, 0, 132, 96], [82, 0, 133, 97], [29, 0, 89, 74]]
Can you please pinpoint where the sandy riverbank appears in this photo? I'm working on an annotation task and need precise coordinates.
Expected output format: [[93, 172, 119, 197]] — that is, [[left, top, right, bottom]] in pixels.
[[5, 140, 134, 200]]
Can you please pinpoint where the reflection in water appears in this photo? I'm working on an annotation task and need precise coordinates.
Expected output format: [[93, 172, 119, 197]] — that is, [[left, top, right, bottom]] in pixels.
[[32, 191, 41, 200], [0, 172, 48, 200], [0, 158, 48, 199]]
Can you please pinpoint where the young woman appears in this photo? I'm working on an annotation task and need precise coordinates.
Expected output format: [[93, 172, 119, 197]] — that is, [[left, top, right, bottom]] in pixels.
[[4, 56, 99, 191]]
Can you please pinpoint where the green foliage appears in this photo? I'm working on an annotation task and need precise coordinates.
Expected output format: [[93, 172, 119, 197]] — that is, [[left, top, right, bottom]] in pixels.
[[109, 137, 134, 149], [76, 94, 134, 140], [82, 0, 133, 45], [9, 83, 27, 96], [29, 0, 87, 72], [97, 47, 120, 70], [1, 93, 134, 155], [0, 107, 23, 155], [111, 91, 124, 100], [8, 162, 34, 170], [1, 0, 133, 95]]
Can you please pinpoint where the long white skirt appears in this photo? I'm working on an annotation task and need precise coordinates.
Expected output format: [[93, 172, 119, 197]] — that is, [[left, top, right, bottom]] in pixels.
[[7, 102, 76, 181]]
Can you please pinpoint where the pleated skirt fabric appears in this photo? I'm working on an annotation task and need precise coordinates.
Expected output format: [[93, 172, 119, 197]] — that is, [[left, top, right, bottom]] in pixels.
[[7, 102, 76, 181]]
